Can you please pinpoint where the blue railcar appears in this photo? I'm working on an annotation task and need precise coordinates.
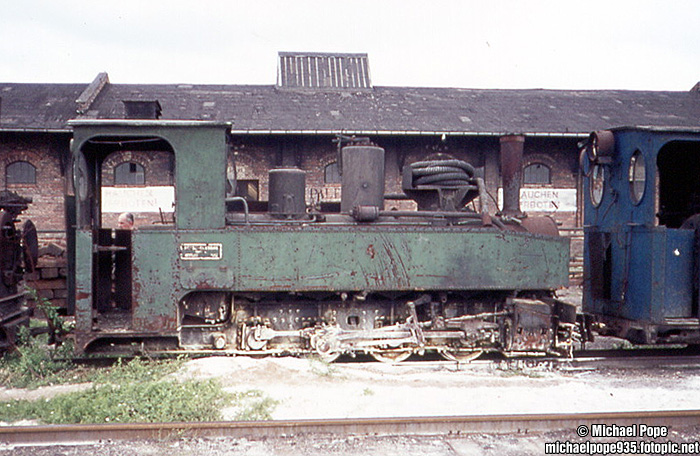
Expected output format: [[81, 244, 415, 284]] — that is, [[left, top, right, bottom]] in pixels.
[[583, 126, 700, 344]]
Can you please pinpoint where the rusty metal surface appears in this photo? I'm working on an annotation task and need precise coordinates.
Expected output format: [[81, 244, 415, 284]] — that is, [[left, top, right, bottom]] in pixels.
[[520, 216, 560, 237], [340, 146, 385, 212], [73, 230, 93, 335], [499, 135, 525, 216], [268, 169, 306, 218], [226, 225, 569, 292], [2, 410, 700, 446]]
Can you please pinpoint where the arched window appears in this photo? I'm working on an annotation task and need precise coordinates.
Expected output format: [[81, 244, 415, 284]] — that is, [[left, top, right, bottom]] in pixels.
[[6, 161, 36, 184], [114, 162, 145, 185], [324, 162, 341, 184], [523, 163, 551, 185]]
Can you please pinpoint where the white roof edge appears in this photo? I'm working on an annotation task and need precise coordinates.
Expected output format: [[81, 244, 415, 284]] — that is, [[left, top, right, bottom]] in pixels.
[[0, 126, 588, 138], [228, 129, 588, 137], [0, 128, 71, 133]]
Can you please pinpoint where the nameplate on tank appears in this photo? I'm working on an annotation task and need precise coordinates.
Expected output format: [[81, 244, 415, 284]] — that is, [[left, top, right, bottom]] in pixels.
[[179, 243, 223, 260]]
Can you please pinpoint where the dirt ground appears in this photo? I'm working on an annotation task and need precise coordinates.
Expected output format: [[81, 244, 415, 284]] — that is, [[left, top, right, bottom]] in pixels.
[[4, 350, 699, 420], [175, 351, 700, 421]]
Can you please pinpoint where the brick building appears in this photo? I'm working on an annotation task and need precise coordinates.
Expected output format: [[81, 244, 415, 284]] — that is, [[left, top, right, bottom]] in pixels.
[[2, 52, 700, 273]]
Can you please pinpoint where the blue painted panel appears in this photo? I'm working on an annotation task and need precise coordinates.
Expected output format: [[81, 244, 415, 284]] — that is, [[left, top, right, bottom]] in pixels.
[[585, 226, 693, 324], [625, 228, 653, 322], [662, 229, 693, 319], [618, 227, 692, 323]]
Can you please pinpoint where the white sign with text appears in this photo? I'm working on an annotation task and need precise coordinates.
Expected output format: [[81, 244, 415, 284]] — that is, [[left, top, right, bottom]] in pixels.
[[101, 186, 175, 213], [498, 188, 577, 212]]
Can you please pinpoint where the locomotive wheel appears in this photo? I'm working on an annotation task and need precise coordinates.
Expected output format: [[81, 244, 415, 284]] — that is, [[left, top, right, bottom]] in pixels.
[[310, 333, 341, 363], [439, 348, 483, 363], [370, 349, 412, 364]]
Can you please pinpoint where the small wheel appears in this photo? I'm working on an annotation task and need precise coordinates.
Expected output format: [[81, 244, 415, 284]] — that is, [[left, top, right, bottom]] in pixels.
[[440, 349, 483, 363], [371, 349, 412, 364], [245, 329, 268, 351], [311, 334, 341, 363]]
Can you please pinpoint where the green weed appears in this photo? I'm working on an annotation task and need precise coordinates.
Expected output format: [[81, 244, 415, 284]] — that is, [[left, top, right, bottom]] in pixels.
[[229, 389, 280, 421], [91, 355, 187, 385], [0, 377, 230, 424], [0, 356, 279, 425], [24, 286, 73, 344], [0, 326, 74, 389], [308, 358, 339, 378]]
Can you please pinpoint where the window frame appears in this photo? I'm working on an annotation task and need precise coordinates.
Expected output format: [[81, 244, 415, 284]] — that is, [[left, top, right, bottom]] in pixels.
[[628, 149, 646, 205], [522, 162, 552, 186], [114, 161, 146, 186], [6, 160, 37, 185]]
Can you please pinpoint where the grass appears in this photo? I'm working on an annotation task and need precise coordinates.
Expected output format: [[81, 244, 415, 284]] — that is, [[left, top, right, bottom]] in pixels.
[[0, 377, 229, 424], [308, 358, 340, 378], [0, 355, 280, 424], [0, 326, 75, 389], [229, 390, 280, 421], [0, 289, 279, 424], [494, 360, 547, 378], [0, 327, 279, 424]]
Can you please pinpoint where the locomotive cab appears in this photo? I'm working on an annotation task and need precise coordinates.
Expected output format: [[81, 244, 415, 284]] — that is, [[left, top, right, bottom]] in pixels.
[[583, 126, 700, 344], [68, 120, 230, 352]]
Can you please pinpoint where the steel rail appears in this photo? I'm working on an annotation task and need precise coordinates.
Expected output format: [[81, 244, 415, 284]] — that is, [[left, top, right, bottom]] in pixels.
[[2, 410, 700, 446], [67, 350, 700, 369]]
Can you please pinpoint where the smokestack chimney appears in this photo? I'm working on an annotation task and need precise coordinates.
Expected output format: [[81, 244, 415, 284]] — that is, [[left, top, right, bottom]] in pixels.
[[499, 135, 525, 216]]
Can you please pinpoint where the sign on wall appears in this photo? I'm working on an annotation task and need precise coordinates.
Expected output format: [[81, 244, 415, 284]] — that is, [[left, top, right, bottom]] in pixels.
[[307, 186, 342, 203], [101, 186, 175, 213], [498, 188, 577, 212]]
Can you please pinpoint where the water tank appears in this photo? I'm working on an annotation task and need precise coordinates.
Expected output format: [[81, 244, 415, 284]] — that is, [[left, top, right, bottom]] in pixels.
[[340, 146, 385, 212], [268, 168, 306, 219]]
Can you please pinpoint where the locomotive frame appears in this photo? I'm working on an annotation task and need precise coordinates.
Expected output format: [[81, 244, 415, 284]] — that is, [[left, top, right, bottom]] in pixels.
[[67, 120, 575, 361]]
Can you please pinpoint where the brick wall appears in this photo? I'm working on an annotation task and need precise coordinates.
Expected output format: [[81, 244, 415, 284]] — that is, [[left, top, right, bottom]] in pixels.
[[24, 244, 68, 313], [0, 132, 69, 243]]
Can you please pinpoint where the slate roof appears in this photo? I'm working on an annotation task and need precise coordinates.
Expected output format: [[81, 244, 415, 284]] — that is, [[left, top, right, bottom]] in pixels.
[[1, 79, 699, 136], [0, 83, 86, 131]]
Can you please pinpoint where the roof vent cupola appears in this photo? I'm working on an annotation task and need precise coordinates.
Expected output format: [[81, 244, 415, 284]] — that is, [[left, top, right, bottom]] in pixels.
[[277, 52, 372, 91]]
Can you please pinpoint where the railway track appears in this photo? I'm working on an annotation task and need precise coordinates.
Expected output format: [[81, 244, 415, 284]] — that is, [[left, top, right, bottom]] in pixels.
[[330, 345, 700, 369], [68, 347, 700, 374], [2, 410, 700, 447]]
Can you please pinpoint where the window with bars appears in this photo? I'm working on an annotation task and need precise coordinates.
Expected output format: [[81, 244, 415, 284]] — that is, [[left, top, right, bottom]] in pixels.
[[114, 162, 145, 185], [523, 163, 551, 185], [6, 161, 36, 184]]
